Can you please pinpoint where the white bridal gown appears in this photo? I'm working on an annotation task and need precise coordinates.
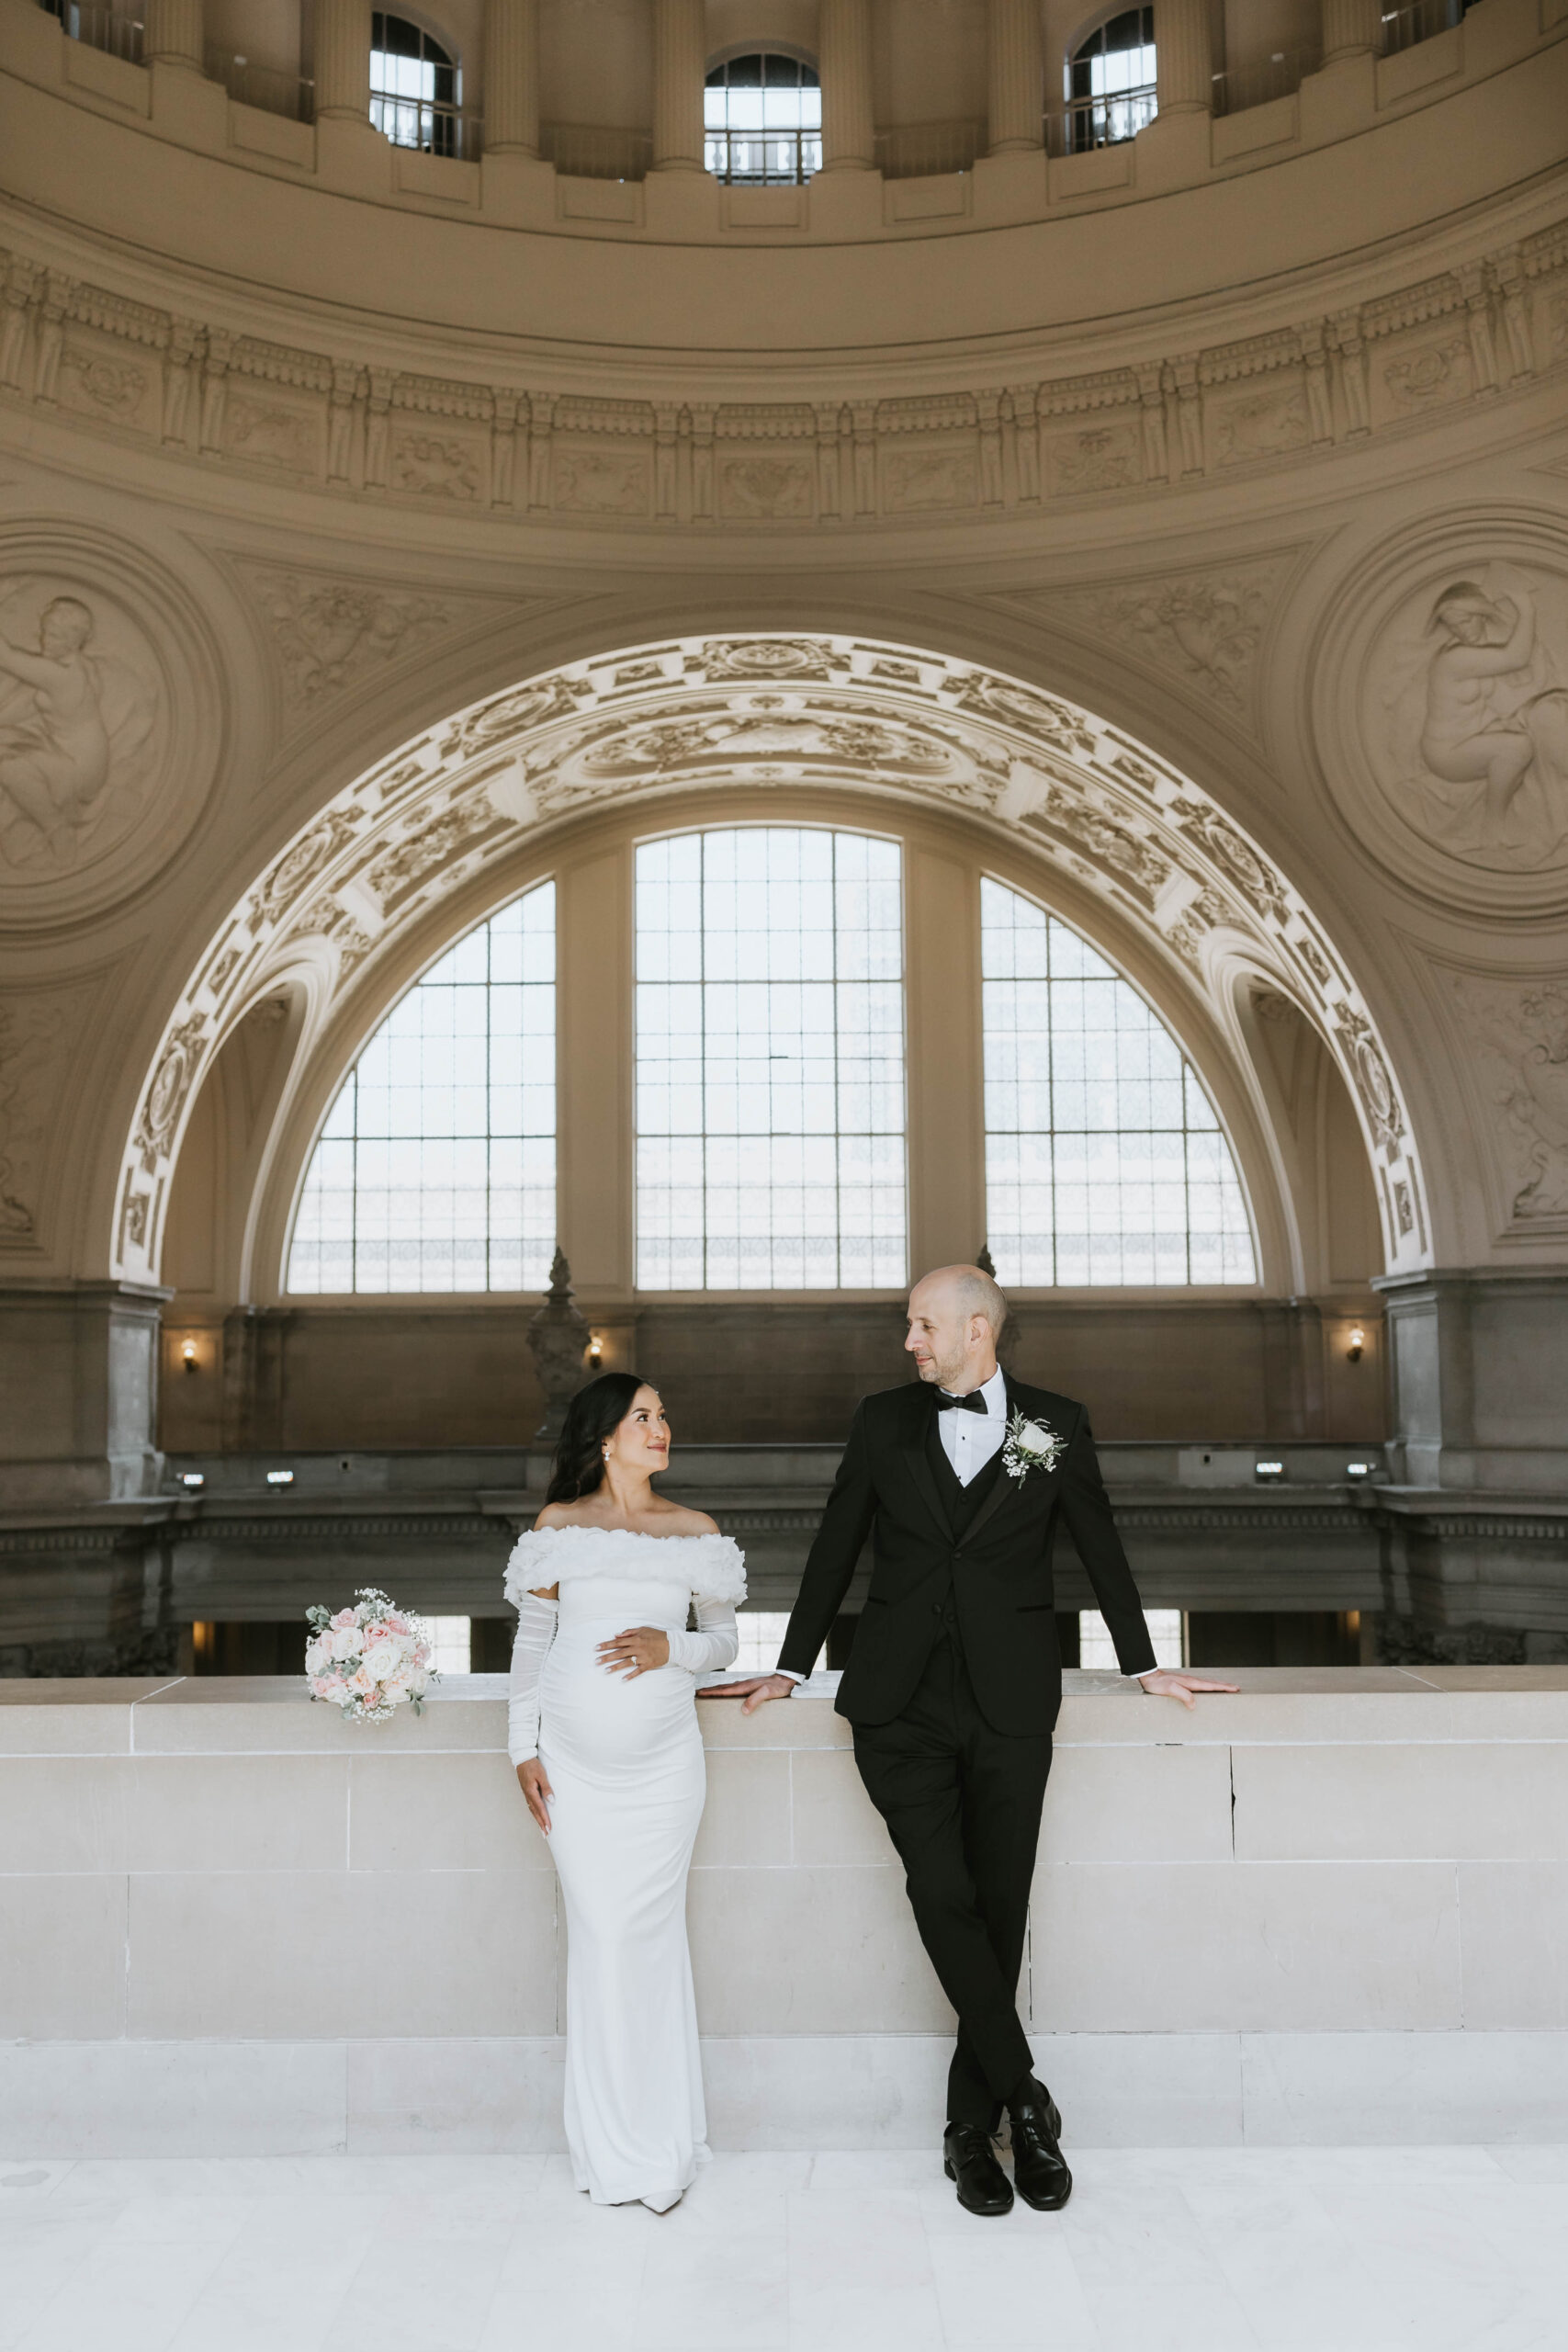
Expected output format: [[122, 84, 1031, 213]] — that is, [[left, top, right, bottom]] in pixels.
[[504, 1526, 745, 2211]]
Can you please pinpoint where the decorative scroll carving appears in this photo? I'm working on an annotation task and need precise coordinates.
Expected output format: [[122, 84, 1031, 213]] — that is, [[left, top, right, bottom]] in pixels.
[[718, 455, 813, 518], [1168, 797, 1290, 921], [133, 1014, 208, 1175], [1331, 1002, 1404, 1159], [1036, 557, 1289, 718], [242, 565, 462, 710], [252, 808, 364, 923], [365, 795, 504, 907]]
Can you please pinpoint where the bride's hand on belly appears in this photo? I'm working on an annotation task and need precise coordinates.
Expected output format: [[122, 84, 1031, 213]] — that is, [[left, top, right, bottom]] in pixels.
[[596, 1626, 671, 1679], [517, 1758, 553, 1834]]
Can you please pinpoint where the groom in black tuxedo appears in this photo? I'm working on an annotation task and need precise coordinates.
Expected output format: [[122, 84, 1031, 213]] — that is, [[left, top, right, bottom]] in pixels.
[[730, 1264, 1234, 2216]]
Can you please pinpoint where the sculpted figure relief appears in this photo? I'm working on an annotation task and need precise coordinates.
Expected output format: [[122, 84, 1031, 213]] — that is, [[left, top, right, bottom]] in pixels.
[[1454, 977, 1568, 1222], [0, 578, 161, 875], [1371, 565, 1568, 871]]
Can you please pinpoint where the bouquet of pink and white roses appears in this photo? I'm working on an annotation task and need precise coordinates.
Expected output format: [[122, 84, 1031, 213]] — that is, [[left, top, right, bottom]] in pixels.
[[304, 1588, 436, 1723]]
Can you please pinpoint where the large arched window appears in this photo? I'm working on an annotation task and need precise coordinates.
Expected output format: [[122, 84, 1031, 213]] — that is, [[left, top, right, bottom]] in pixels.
[[981, 878, 1254, 1284], [705, 51, 822, 185], [288, 883, 555, 1293], [1065, 6, 1157, 151], [636, 828, 906, 1289]]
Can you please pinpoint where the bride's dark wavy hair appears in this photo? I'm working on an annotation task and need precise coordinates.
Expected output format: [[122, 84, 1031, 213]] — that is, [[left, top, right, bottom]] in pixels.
[[545, 1371, 656, 1505]]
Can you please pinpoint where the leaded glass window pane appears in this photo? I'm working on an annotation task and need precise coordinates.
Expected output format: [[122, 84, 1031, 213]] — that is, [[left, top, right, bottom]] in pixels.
[[288, 882, 556, 1294], [982, 877, 1255, 1285], [637, 828, 907, 1289]]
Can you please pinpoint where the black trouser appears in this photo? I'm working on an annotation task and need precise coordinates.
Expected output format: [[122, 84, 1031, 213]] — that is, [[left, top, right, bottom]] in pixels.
[[852, 1627, 1053, 2131]]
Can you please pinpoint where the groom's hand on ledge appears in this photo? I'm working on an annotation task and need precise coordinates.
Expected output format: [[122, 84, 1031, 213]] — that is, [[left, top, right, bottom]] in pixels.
[[1134, 1668, 1240, 1710], [696, 1673, 797, 1714]]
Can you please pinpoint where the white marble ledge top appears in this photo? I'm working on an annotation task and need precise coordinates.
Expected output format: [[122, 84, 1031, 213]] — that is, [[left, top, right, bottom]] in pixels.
[[3, 1667, 1568, 1756]]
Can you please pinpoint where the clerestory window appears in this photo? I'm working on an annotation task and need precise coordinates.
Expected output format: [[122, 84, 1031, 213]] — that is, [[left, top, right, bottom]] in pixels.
[[370, 11, 465, 156], [705, 51, 822, 185], [1065, 6, 1157, 152]]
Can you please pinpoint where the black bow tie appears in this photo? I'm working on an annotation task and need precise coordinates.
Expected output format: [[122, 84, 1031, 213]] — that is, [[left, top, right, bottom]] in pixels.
[[935, 1389, 989, 1415]]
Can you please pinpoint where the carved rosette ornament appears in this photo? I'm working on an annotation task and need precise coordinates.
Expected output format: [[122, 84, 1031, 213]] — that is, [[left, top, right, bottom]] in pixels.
[[114, 631, 1428, 1283], [526, 1248, 591, 1442]]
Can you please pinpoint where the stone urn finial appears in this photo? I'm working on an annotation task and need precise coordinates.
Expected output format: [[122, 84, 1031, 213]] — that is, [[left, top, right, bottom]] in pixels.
[[525, 1246, 591, 1442]]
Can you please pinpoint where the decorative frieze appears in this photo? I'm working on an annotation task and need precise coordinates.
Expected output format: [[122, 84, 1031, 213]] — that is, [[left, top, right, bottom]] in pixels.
[[0, 217, 1559, 529]]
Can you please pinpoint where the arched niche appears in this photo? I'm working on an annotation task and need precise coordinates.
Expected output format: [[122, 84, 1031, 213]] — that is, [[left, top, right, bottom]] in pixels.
[[125, 632, 1427, 1311]]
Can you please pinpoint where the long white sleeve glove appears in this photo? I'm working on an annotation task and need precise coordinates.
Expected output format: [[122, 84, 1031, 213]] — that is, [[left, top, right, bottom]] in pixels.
[[506, 1590, 558, 1766], [665, 1597, 739, 1679]]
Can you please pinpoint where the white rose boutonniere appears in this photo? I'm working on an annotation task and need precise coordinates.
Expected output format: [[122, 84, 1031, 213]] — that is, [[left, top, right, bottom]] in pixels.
[[1001, 1408, 1065, 1485]]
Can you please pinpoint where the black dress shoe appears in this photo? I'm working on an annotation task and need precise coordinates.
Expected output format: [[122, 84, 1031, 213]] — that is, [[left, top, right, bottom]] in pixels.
[[942, 2122, 1014, 2216], [1008, 2079, 1072, 2211]]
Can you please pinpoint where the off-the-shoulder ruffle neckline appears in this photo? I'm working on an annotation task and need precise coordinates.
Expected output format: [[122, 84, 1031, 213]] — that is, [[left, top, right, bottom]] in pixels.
[[516, 1524, 733, 1547], [504, 1522, 747, 1605]]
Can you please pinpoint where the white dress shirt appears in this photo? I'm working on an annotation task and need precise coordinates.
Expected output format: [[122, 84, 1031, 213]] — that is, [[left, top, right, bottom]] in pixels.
[[777, 1366, 1157, 1685]]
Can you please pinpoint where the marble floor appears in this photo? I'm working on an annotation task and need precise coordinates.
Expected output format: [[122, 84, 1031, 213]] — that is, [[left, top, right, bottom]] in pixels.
[[2, 2144, 1566, 2352]]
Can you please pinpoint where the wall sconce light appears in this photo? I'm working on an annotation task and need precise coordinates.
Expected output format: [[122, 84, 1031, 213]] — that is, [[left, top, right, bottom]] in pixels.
[[588, 1333, 604, 1371], [1255, 1460, 1285, 1482], [179, 1472, 205, 1489], [181, 1339, 198, 1374], [1347, 1325, 1366, 1363], [265, 1469, 294, 1487]]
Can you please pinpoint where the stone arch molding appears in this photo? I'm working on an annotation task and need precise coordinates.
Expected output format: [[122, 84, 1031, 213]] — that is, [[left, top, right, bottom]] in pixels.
[[114, 633, 1429, 1284]]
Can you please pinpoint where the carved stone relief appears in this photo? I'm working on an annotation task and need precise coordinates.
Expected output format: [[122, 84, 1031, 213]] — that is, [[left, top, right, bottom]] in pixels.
[[554, 447, 649, 515], [1020, 555, 1291, 723], [882, 443, 977, 513], [718, 455, 813, 519], [1450, 975, 1568, 1225], [389, 431, 481, 502], [0, 985, 96, 1244], [1360, 560, 1568, 875], [223, 394, 318, 475], [232, 560, 514, 719], [0, 571, 165, 885], [1211, 384, 1310, 468]]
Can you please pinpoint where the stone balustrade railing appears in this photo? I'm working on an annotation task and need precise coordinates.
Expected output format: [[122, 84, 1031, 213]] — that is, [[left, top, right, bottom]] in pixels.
[[3, 1668, 1565, 2154]]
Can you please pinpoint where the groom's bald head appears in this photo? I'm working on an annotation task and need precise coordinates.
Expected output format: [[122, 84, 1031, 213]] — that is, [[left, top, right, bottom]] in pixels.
[[906, 1263, 1008, 1391], [915, 1264, 1007, 1339]]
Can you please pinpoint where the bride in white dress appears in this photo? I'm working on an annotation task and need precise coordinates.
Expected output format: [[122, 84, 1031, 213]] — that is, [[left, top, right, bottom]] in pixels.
[[505, 1371, 745, 2212]]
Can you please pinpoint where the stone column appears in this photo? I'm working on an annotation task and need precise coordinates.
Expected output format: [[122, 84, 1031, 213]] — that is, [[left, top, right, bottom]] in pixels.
[[986, 0, 1044, 153], [484, 0, 539, 152], [819, 0, 874, 169], [0, 1282, 168, 1509], [651, 0, 706, 171], [143, 0, 204, 69], [314, 0, 372, 120], [1320, 0, 1382, 60], [1155, 0, 1213, 112]]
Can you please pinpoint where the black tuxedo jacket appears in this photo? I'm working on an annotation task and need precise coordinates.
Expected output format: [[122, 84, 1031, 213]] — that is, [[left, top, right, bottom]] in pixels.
[[777, 1376, 1158, 1735]]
